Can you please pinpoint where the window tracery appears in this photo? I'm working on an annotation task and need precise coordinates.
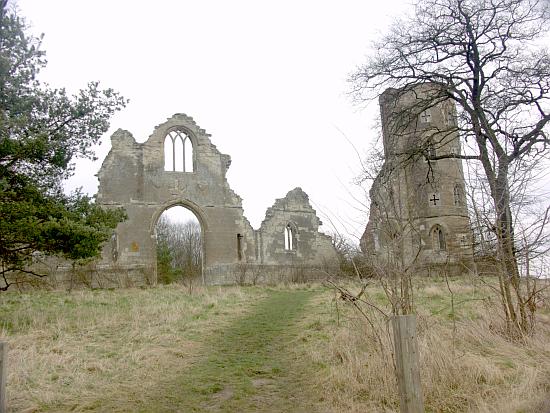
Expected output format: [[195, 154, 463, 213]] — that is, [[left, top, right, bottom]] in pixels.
[[284, 223, 296, 251], [164, 130, 194, 172]]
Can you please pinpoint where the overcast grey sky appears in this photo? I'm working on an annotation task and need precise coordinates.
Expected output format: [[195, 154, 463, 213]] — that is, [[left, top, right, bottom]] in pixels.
[[15, 0, 413, 240]]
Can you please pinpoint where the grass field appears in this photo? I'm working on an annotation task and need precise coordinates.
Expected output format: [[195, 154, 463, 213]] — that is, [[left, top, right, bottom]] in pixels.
[[1, 277, 550, 412]]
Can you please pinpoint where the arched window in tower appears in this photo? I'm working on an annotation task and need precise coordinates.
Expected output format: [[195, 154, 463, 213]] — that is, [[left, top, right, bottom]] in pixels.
[[453, 184, 462, 206], [284, 223, 296, 251], [443, 103, 455, 126], [425, 139, 436, 160], [164, 130, 194, 172], [431, 225, 446, 251]]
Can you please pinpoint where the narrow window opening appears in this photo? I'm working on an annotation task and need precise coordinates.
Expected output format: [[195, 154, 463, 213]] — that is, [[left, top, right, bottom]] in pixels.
[[110, 232, 118, 262], [284, 224, 295, 251], [428, 144, 436, 159], [164, 135, 174, 171], [373, 233, 380, 251], [237, 233, 243, 261], [424, 138, 437, 162], [184, 137, 194, 172], [453, 184, 461, 206], [425, 139, 436, 160], [439, 229, 445, 250], [431, 225, 446, 251], [444, 105, 455, 126], [174, 134, 184, 171]]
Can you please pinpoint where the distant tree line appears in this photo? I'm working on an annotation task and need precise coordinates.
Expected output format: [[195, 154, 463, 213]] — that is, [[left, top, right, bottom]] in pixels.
[[156, 217, 202, 284]]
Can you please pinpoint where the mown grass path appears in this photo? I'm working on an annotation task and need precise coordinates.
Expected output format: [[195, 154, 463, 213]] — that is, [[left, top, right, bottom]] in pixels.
[[137, 288, 320, 412]]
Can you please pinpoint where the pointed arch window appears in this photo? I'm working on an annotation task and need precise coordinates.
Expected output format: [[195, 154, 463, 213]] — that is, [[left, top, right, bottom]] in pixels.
[[443, 104, 456, 126], [373, 232, 380, 251], [431, 225, 446, 251], [425, 138, 436, 161], [284, 223, 296, 251], [453, 184, 462, 206], [164, 130, 194, 172]]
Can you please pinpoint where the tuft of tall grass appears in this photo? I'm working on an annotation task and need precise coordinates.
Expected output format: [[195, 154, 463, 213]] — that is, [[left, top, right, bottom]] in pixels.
[[308, 277, 550, 413], [0, 284, 265, 412], [2, 279, 550, 412]]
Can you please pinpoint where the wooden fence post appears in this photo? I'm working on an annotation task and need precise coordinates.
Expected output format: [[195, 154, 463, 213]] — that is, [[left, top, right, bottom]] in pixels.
[[0, 342, 6, 413], [392, 315, 424, 413]]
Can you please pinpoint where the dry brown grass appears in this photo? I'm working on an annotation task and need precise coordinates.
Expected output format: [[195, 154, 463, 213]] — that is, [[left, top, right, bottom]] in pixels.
[[2, 279, 550, 412], [305, 277, 550, 413], [0, 284, 265, 412]]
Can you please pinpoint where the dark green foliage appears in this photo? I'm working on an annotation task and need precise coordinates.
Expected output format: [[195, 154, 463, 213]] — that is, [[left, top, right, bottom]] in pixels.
[[156, 239, 180, 284], [0, 1, 127, 289]]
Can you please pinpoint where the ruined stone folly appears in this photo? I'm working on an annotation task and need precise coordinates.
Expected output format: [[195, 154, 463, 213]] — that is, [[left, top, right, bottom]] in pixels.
[[96, 114, 337, 284], [361, 85, 474, 275]]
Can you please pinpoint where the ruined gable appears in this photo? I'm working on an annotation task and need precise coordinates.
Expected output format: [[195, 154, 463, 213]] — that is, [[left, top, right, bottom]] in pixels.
[[258, 188, 337, 266], [94, 115, 337, 285]]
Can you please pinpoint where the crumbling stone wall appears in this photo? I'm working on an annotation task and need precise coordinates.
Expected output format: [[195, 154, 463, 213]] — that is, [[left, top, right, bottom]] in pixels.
[[361, 85, 474, 275], [257, 188, 337, 267], [96, 114, 337, 285]]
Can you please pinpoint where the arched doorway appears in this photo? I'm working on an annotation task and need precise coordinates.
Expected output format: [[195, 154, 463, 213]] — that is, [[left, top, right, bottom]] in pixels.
[[154, 205, 203, 285]]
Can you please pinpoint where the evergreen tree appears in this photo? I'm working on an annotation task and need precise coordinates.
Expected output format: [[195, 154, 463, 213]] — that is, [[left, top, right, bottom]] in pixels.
[[0, 0, 127, 289]]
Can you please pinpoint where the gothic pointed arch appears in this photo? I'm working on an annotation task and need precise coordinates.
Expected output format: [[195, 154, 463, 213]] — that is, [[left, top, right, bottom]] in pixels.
[[164, 129, 194, 172], [96, 116, 339, 286], [284, 221, 298, 251], [453, 183, 462, 206], [430, 224, 446, 251], [425, 137, 436, 160]]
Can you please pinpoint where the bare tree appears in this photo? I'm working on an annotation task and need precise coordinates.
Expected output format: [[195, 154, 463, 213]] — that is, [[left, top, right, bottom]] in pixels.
[[330, 231, 361, 276], [156, 216, 202, 285], [351, 0, 550, 334]]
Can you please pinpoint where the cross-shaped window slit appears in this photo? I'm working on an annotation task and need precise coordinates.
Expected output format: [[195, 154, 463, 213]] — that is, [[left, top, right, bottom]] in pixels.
[[430, 193, 440, 206], [420, 110, 432, 123]]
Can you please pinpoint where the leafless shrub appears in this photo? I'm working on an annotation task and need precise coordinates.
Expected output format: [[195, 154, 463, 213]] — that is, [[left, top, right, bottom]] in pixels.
[[233, 262, 249, 286], [351, 0, 550, 335], [314, 278, 550, 412], [249, 264, 263, 285]]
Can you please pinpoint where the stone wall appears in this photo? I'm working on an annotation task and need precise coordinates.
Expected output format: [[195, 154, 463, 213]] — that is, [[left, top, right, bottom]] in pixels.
[[257, 188, 338, 267], [94, 114, 337, 285]]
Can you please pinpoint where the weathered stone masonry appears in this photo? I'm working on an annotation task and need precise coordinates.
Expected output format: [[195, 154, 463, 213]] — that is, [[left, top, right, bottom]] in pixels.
[[96, 114, 337, 284], [361, 85, 474, 275]]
